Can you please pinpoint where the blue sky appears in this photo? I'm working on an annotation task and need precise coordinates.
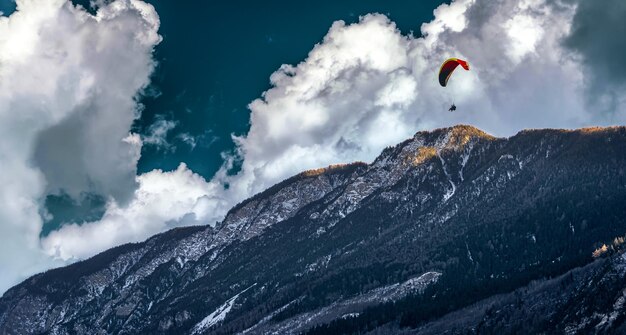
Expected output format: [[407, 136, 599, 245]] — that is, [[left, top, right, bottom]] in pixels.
[[129, 0, 448, 178], [1, 0, 626, 293]]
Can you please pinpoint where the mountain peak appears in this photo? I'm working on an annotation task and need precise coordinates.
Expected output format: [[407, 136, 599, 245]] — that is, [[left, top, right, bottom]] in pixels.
[[415, 124, 496, 146], [376, 125, 495, 165], [425, 124, 492, 136]]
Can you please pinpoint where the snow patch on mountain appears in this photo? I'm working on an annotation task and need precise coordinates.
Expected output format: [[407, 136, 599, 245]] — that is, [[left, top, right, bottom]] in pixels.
[[192, 284, 256, 334]]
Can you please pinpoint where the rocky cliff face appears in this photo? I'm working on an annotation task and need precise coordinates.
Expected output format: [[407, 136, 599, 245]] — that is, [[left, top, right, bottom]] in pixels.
[[2, 125, 626, 334]]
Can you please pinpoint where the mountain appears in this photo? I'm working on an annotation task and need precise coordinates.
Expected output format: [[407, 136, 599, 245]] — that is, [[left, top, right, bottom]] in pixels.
[[2, 125, 626, 334]]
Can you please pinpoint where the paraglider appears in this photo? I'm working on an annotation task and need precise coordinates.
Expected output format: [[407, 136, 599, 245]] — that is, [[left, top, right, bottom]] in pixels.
[[438, 58, 470, 87], [439, 58, 469, 112]]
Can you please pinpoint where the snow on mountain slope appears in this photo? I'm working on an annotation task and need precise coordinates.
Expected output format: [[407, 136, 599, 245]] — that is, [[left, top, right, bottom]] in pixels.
[[192, 284, 257, 334]]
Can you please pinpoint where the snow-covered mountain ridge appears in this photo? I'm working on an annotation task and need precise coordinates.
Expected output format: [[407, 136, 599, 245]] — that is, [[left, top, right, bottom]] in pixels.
[[2, 124, 626, 334]]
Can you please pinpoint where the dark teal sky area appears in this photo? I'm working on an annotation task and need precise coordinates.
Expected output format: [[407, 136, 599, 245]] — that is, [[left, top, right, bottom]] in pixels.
[[0, 0, 15, 14], [128, 0, 447, 179]]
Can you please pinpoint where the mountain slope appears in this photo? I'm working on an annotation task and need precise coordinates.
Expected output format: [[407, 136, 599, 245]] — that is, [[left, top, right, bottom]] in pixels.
[[2, 125, 626, 334], [411, 250, 626, 335]]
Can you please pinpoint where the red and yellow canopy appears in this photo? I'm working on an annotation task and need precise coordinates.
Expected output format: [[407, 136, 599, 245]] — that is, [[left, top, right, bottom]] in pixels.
[[438, 58, 470, 87]]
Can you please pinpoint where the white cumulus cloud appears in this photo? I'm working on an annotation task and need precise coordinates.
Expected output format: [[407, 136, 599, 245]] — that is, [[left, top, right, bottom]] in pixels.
[[42, 163, 225, 260], [0, 0, 160, 292]]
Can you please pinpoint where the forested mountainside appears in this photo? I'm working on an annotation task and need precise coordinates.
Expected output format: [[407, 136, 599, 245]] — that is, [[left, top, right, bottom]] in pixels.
[[2, 125, 626, 334]]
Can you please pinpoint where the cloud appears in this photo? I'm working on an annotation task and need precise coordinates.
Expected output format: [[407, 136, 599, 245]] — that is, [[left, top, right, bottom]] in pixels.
[[234, 14, 419, 195], [5, 0, 626, 294], [142, 114, 178, 151], [42, 163, 225, 260], [177, 130, 219, 151], [0, 0, 160, 292], [563, 0, 626, 113], [178, 132, 198, 150]]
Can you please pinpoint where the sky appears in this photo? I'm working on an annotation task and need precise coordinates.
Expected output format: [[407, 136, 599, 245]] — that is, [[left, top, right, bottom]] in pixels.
[[1, 0, 626, 293]]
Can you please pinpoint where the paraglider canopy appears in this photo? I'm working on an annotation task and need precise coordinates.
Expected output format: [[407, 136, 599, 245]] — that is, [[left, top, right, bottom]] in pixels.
[[438, 58, 470, 87]]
